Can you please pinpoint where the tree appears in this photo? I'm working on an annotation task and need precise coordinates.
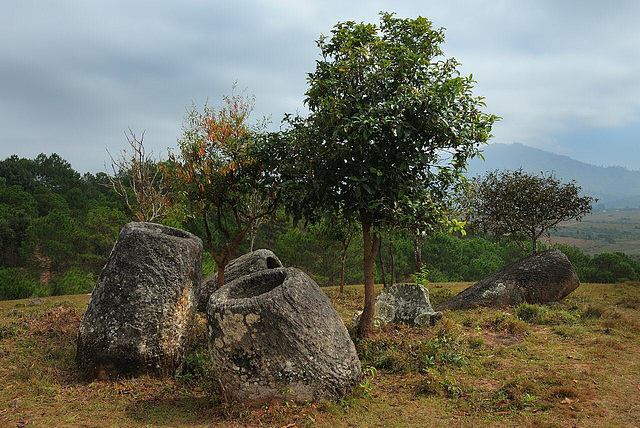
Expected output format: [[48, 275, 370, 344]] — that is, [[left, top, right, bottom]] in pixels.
[[278, 13, 497, 337], [317, 213, 359, 293], [469, 169, 595, 255], [164, 92, 279, 289], [107, 129, 170, 222]]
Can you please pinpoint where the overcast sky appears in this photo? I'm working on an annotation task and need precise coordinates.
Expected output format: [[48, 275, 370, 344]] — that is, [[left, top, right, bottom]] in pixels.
[[1, 0, 639, 173]]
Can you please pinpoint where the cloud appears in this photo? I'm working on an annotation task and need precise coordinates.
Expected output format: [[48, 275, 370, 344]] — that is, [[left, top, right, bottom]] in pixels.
[[0, 0, 639, 172]]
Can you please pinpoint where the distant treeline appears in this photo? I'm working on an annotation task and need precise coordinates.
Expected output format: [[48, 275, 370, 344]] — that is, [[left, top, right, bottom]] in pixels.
[[1, 154, 640, 301]]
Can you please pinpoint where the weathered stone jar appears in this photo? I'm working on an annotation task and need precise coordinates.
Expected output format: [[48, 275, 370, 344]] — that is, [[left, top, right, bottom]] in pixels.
[[76, 222, 202, 379], [438, 250, 580, 311], [207, 267, 361, 403], [197, 249, 283, 311]]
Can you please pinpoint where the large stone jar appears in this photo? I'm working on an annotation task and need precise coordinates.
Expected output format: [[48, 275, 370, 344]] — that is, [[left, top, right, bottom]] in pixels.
[[76, 222, 202, 379], [207, 267, 361, 403], [438, 250, 580, 311]]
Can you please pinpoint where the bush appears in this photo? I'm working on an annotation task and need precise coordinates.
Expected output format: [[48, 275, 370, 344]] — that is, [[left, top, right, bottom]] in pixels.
[[0, 268, 40, 300], [51, 268, 95, 296]]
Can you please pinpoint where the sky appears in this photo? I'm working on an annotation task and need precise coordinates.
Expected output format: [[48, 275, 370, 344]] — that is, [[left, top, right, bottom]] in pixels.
[[1, 0, 639, 173]]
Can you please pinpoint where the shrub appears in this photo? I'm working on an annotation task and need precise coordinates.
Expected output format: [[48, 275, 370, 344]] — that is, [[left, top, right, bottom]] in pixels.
[[51, 268, 95, 296], [0, 268, 40, 300]]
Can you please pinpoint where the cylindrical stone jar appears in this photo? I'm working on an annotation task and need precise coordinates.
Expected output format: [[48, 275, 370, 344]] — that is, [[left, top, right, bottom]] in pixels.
[[76, 222, 202, 379]]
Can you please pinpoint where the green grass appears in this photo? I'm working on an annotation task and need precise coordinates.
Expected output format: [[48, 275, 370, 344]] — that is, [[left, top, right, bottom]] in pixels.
[[1, 282, 639, 427]]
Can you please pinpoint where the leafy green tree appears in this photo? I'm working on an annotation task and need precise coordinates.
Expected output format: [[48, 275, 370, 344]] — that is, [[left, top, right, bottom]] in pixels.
[[0, 178, 38, 266], [278, 13, 496, 336], [0, 155, 37, 191], [21, 209, 80, 276], [78, 206, 130, 273], [33, 153, 82, 194], [469, 169, 595, 255], [165, 93, 279, 288], [0, 268, 41, 300]]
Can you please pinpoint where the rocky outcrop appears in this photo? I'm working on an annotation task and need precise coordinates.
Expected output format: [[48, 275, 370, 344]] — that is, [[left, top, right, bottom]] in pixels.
[[375, 284, 442, 326], [76, 222, 202, 379], [197, 249, 282, 311], [207, 267, 361, 403], [438, 250, 580, 311]]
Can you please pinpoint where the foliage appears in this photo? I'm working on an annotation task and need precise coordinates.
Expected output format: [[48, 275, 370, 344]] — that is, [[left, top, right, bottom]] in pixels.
[[278, 12, 497, 336], [164, 92, 279, 288], [0, 268, 41, 300], [0, 153, 129, 300], [469, 169, 595, 254], [51, 268, 96, 296]]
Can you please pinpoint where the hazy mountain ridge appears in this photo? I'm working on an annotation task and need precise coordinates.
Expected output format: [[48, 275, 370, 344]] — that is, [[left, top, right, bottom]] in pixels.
[[467, 143, 640, 209]]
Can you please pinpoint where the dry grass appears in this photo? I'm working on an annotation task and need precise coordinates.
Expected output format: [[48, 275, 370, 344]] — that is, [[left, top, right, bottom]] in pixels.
[[1, 283, 639, 427]]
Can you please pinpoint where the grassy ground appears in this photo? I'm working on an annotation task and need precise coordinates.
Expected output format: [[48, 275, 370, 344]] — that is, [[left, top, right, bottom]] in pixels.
[[1, 282, 639, 427]]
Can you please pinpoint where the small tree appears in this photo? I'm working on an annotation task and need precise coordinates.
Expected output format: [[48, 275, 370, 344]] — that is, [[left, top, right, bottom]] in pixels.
[[164, 93, 279, 288], [317, 212, 359, 293], [278, 13, 497, 337], [469, 169, 595, 255], [107, 129, 169, 222]]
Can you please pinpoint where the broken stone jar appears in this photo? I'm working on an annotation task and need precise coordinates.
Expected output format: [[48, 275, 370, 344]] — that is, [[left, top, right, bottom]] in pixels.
[[206, 267, 361, 403]]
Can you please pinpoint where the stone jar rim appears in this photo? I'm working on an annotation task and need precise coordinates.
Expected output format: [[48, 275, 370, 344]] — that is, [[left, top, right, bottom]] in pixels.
[[209, 267, 301, 310]]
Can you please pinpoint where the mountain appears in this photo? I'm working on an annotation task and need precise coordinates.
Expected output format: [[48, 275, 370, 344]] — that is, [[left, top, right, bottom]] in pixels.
[[466, 143, 640, 209]]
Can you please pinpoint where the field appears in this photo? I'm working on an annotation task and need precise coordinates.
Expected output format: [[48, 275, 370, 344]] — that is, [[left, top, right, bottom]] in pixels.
[[551, 210, 640, 255], [1, 282, 640, 427]]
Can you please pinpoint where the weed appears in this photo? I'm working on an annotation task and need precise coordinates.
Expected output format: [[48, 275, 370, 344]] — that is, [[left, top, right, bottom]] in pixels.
[[516, 303, 542, 322], [358, 366, 377, 398], [414, 369, 442, 396], [484, 312, 529, 336], [552, 325, 586, 338], [467, 336, 484, 349], [494, 375, 541, 410], [581, 304, 604, 319]]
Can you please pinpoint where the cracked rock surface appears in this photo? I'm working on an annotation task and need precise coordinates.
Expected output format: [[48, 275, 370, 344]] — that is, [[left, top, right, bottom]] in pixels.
[[206, 267, 361, 403], [76, 222, 202, 379], [438, 250, 580, 311], [198, 249, 282, 311]]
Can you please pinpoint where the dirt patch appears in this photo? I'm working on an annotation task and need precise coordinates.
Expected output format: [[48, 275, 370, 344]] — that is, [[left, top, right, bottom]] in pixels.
[[481, 331, 522, 347]]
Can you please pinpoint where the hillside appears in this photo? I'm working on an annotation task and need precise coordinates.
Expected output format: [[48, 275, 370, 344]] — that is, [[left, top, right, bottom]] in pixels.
[[467, 143, 640, 209]]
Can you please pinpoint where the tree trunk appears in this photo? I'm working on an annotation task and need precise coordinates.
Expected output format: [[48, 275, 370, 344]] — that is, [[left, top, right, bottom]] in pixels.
[[216, 262, 226, 289], [340, 254, 346, 294], [357, 220, 379, 338], [414, 234, 423, 271], [389, 237, 395, 286], [378, 235, 387, 288], [249, 226, 257, 252], [339, 234, 352, 294]]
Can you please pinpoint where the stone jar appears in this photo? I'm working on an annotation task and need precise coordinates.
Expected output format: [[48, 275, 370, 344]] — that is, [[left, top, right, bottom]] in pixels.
[[197, 249, 282, 312], [438, 250, 580, 311], [76, 222, 202, 379], [207, 267, 361, 403]]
